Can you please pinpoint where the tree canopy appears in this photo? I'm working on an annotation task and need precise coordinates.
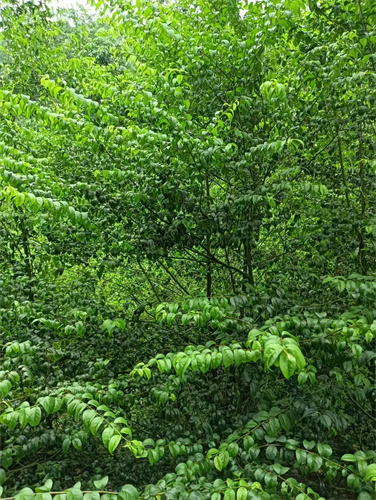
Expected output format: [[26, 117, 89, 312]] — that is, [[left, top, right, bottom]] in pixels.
[[0, 1, 376, 500]]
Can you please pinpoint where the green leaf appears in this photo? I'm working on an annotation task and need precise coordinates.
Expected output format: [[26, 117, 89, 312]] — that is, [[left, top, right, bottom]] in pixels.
[[90, 417, 104, 436], [271, 463, 289, 475], [279, 351, 296, 379], [72, 438, 82, 450], [214, 456, 223, 471], [66, 489, 83, 500], [39, 396, 56, 415], [236, 487, 247, 500], [62, 438, 71, 452], [15, 488, 35, 500], [83, 493, 100, 500], [234, 349, 245, 366], [268, 417, 280, 437], [37, 479, 52, 493], [119, 485, 139, 500], [29, 407, 42, 427], [197, 353, 211, 373], [108, 434, 121, 454], [207, 448, 219, 459], [266, 445, 277, 460], [228, 442, 239, 457], [317, 443, 332, 458], [243, 435, 254, 451], [0, 380, 12, 398], [307, 454, 323, 472], [296, 449, 307, 465], [264, 344, 283, 369], [212, 352, 222, 369], [36, 494, 52, 500], [114, 417, 129, 426], [102, 427, 115, 448], [0, 469, 6, 486], [264, 472, 277, 489], [303, 440, 316, 450], [285, 344, 306, 371], [364, 464, 376, 482], [224, 489, 235, 500], [219, 451, 230, 469], [148, 448, 159, 465], [222, 349, 234, 368], [19, 406, 31, 428], [347, 474, 360, 489]]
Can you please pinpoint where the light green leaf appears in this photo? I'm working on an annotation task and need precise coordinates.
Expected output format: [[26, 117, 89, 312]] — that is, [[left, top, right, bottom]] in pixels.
[[222, 349, 234, 368], [19, 406, 31, 428], [214, 455, 223, 471], [224, 489, 235, 500], [102, 427, 115, 448], [15, 487, 35, 500], [66, 489, 83, 500], [364, 464, 376, 482], [279, 351, 296, 379], [236, 487, 247, 500], [94, 477, 109, 490], [108, 434, 121, 454], [264, 344, 283, 369], [0, 380, 12, 398], [119, 484, 139, 500]]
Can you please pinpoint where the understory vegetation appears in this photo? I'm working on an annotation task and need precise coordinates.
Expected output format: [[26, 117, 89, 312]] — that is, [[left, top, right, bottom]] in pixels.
[[0, 0, 376, 499]]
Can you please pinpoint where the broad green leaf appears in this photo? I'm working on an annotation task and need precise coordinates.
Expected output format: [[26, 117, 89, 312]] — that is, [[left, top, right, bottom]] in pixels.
[[236, 487, 247, 500], [266, 445, 278, 460], [119, 484, 139, 500], [214, 455, 223, 471], [94, 476, 108, 490], [279, 351, 296, 379], [102, 427, 115, 448], [0, 380, 12, 398], [364, 464, 376, 482], [108, 434, 121, 454], [15, 488, 35, 500], [317, 443, 332, 458], [224, 489, 235, 500], [19, 406, 31, 428], [303, 440, 316, 450], [222, 349, 234, 368], [264, 344, 283, 369], [307, 454, 323, 473], [66, 489, 83, 500], [29, 407, 42, 427]]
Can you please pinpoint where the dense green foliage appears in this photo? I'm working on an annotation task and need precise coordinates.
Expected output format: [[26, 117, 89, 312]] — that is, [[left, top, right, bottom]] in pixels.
[[0, 0, 376, 499]]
